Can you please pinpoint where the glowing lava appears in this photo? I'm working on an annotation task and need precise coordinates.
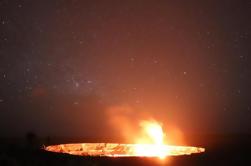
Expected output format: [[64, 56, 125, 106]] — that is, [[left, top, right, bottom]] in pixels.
[[134, 121, 168, 158], [45, 120, 205, 159]]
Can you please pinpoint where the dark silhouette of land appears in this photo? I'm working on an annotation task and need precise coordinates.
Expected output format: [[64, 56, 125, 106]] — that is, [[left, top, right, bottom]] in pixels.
[[0, 133, 250, 166]]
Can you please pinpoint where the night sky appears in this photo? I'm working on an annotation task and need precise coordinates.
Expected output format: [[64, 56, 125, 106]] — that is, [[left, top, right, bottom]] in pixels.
[[0, 0, 250, 139]]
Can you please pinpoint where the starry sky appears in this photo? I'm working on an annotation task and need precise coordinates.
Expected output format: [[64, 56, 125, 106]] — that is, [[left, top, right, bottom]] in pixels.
[[0, 0, 250, 138]]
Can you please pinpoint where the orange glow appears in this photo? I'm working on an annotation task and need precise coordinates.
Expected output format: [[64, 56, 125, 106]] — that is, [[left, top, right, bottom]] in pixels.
[[140, 120, 164, 145], [45, 120, 205, 159], [134, 120, 167, 159], [45, 143, 205, 158]]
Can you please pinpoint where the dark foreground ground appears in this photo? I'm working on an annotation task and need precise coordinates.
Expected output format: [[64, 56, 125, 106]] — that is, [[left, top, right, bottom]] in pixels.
[[0, 134, 250, 166]]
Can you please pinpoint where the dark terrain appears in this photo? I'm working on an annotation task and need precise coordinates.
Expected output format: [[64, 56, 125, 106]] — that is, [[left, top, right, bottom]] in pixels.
[[0, 134, 250, 166]]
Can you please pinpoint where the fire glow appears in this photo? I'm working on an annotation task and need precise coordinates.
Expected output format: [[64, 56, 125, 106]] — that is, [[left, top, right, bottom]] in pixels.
[[45, 120, 205, 159]]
